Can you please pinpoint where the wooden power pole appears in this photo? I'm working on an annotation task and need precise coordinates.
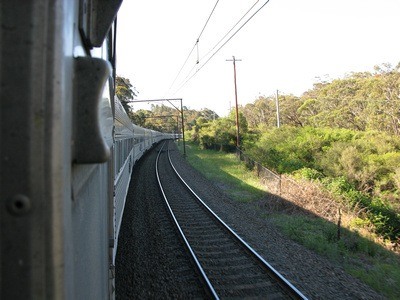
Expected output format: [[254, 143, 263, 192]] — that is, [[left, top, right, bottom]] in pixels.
[[226, 56, 242, 148]]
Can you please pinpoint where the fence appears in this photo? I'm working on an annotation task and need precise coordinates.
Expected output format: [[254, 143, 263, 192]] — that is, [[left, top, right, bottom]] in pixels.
[[236, 148, 281, 194], [235, 147, 341, 223]]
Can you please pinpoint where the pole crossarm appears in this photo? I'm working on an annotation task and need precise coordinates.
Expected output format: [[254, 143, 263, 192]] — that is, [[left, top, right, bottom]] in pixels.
[[225, 58, 242, 62]]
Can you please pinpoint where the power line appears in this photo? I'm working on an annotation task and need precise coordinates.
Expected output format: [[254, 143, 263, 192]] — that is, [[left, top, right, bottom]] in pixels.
[[166, 0, 220, 95], [171, 1, 260, 96], [171, 0, 271, 96], [197, 0, 220, 41], [199, 0, 271, 73], [200, 0, 260, 63]]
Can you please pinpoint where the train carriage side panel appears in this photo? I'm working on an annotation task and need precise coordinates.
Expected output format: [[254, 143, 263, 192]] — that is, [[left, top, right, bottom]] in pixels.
[[0, 1, 79, 298], [70, 18, 117, 300], [132, 124, 145, 161], [113, 96, 135, 261], [1, 1, 122, 299]]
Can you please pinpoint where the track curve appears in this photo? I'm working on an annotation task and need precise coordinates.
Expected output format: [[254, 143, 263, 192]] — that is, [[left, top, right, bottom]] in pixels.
[[156, 141, 308, 299], [115, 143, 207, 299]]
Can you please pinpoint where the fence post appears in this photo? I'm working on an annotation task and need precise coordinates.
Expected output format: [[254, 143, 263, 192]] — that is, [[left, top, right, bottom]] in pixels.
[[278, 174, 282, 196], [337, 208, 342, 241]]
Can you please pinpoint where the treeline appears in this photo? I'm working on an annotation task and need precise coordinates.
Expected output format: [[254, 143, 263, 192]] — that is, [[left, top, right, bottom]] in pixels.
[[118, 62, 400, 137], [128, 104, 219, 134], [243, 63, 400, 135], [185, 63, 400, 152]]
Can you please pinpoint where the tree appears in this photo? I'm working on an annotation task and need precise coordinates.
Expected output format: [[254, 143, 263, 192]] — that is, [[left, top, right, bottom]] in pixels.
[[242, 96, 276, 128], [278, 94, 304, 127], [129, 109, 147, 127], [115, 76, 138, 114], [294, 63, 400, 134]]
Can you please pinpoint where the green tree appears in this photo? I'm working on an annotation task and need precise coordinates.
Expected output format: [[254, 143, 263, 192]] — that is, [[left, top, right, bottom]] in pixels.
[[242, 96, 276, 129], [240, 62, 400, 135], [115, 76, 138, 114], [190, 110, 248, 152], [278, 94, 304, 127]]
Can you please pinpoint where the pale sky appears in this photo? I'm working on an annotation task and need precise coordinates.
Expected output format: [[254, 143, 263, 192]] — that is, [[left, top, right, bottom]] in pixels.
[[116, 0, 400, 117]]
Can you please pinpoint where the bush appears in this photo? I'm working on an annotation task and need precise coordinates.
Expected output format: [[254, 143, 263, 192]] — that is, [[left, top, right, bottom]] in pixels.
[[293, 167, 324, 180], [244, 126, 400, 242], [323, 177, 400, 241]]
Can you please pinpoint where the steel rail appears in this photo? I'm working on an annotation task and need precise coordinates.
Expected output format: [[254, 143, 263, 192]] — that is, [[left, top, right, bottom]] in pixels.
[[155, 141, 219, 299], [167, 144, 308, 300]]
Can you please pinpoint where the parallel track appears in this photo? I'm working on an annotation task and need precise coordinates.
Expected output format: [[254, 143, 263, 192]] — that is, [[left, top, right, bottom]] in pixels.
[[156, 141, 308, 299]]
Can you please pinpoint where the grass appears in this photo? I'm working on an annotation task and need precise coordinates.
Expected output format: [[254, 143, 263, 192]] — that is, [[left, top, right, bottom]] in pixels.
[[181, 142, 267, 202], [270, 214, 400, 298], [177, 141, 400, 299]]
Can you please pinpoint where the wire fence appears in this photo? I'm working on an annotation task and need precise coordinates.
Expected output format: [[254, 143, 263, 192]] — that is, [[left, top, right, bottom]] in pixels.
[[236, 148, 281, 194], [235, 147, 341, 223]]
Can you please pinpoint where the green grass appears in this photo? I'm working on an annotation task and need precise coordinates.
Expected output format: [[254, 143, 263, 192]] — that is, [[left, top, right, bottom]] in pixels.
[[270, 214, 400, 299], [178, 141, 400, 299], [180, 142, 267, 202]]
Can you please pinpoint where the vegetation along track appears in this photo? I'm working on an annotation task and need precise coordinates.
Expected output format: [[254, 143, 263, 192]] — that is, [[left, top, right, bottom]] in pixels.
[[156, 140, 308, 299]]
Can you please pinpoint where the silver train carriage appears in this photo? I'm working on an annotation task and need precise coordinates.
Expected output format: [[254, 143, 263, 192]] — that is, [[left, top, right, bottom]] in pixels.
[[0, 1, 172, 299]]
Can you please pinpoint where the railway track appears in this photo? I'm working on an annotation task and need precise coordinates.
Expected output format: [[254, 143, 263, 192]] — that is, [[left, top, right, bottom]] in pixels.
[[156, 140, 308, 299]]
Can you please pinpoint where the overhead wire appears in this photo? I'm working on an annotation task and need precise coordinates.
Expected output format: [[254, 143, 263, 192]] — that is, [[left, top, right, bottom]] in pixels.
[[171, 0, 271, 96], [199, 0, 260, 64], [165, 0, 220, 95], [172, 0, 260, 95], [197, 0, 220, 41]]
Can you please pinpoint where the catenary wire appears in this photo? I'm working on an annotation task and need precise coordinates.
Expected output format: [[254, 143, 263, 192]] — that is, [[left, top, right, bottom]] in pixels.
[[165, 0, 220, 95], [200, 0, 260, 64], [197, 0, 220, 41], [171, 0, 271, 96], [171, 0, 260, 96]]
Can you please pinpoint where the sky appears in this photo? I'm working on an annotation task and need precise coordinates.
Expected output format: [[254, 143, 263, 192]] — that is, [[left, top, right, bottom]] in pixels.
[[116, 0, 400, 117]]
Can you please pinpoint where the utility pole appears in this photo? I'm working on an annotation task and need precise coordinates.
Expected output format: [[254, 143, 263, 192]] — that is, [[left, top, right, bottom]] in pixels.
[[226, 56, 242, 148], [275, 89, 281, 128]]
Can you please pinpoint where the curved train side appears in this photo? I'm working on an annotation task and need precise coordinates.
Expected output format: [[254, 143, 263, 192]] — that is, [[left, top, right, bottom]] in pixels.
[[0, 1, 172, 299], [113, 94, 172, 262]]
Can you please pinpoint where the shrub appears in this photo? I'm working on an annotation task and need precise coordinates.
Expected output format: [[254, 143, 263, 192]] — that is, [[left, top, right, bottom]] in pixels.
[[293, 167, 324, 180], [244, 126, 400, 242]]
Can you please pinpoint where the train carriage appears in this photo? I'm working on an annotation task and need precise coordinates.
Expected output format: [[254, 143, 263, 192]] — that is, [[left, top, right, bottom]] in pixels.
[[0, 1, 172, 299]]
